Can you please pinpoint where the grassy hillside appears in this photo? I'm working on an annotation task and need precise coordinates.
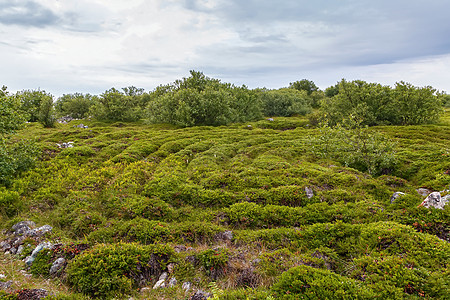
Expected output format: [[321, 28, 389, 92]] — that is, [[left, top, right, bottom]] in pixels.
[[1, 111, 449, 299]]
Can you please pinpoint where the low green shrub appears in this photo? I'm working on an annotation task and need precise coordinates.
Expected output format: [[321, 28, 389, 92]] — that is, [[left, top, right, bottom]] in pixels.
[[197, 247, 229, 279], [30, 248, 53, 277], [67, 242, 175, 299], [271, 265, 375, 299], [122, 196, 173, 220]]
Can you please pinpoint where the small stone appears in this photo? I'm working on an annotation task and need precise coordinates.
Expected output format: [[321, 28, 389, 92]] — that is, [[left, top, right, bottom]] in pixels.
[[0, 241, 11, 251], [0, 280, 13, 290], [417, 188, 431, 197], [390, 192, 405, 204], [168, 277, 177, 287], [153, 279, 166, 289], [420, 192, 448, 209], [182, 282, 192, 293], [222, 230, 233, 241], [158, 272, 168, 281], [190, 290, 211, 300], [174, 245, 187, 253], [167, 263, 175, 274], [25, 242, 52, 266], [50, 258, 66, 276], [140, 287, 151, 293], [16, 245, 24, 255], [11, 221, 36, 235], [305, 187, 314, 199], [267, 118, 274, 121]]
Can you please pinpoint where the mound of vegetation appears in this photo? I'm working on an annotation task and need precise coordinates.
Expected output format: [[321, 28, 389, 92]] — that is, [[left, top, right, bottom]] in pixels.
[[0, 77, 449, 299]]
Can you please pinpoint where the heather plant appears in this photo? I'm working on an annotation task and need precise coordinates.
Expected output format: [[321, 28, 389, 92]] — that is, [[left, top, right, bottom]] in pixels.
[[67, 243, 175, 299]]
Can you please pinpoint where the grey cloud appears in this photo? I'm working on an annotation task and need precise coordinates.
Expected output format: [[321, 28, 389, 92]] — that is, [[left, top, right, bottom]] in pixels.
[[0, 0, 60, 27], [183, 0, 450, 64]]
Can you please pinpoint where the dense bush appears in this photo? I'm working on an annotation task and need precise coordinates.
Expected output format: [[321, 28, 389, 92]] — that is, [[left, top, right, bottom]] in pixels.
[[37, 95, 57, 128], [1, 86, 27, 134], [308, 120, 397, 175], [90, 87, 144, 122], [197, 247, 230, 279], [67, 243, 175, 299], [0, 87, 40, 186], [258, 88, 312, 117], [322, 79, 443, 126], [146, 70, 262, 126], [55, 93, 96, 119], [14, 89, 54, 122], [272, 265, 375, 299]]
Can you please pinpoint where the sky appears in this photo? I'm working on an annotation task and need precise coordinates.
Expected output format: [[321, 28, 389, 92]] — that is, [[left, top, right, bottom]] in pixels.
[[1, 0, 450, 97]]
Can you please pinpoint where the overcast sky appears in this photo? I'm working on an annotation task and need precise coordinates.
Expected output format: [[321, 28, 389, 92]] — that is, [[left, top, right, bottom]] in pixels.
[[1, 0, 450, 97]]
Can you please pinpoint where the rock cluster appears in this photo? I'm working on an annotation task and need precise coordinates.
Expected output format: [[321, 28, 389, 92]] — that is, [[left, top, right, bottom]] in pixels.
[[389, 188, 449, 210], [419, 191, 450, 209], [0, 221, 69, 278], [57, 116, 76, 124], [56, 142, 74, 148], [74, 123, 88, 129]]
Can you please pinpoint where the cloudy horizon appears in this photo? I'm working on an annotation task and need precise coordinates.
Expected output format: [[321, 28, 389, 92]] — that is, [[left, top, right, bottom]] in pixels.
[[1, 0, 450, 97]]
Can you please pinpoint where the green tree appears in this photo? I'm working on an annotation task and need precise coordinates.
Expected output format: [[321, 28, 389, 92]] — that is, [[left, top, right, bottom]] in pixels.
[[325, 83, 339, 97], [258, 88, 311, 117], [392, 81, 442, 125], [321, 79, 442, 126], [90, 88, 142, 122], [289, 79, 319, 95], [0, 86, 27, 135], [15, 89, 53, 122], [38, 96, 57, 128], [0, 86, 40, 186], [55, 93, 95, 119], [146, 71, 262, 127]]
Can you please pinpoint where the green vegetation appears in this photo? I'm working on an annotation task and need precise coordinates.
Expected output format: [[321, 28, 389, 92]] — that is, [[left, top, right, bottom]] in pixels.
[[0, 75, 449, 299], [322, 79, 443, 126]]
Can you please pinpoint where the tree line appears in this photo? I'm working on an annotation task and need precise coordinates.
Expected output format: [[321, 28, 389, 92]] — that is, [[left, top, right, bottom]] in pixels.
[[2, 70, 447, 129]]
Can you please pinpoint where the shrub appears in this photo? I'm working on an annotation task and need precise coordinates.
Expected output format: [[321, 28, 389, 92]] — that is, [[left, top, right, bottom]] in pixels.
[[67, 243, 175, 299], [30, 248, 53, 277], [90, 88, 143, 122], [258, 88, 311, 117], [55, 93, 95, 119], [0, 87, 27, 134], [146, 71, 262, 127], [37, 96, 57, 128], [321, 79, 443, 126], [271, 265, 375, 299], [197, 248, 229, 279], [15, 89, 53, 122], [0, 139, 40, 186], [307, 120, 397, 175], [0, 189, 21, 217]]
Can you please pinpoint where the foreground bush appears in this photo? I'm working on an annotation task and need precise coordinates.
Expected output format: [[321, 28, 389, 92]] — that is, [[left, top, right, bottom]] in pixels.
[[308, 120, 397, 175], [272, 265, 375, 299], [67, 243, 176, 299]]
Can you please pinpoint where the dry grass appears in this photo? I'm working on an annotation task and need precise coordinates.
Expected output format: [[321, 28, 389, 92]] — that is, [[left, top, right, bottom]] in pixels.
[[0, 250, 71, 295]]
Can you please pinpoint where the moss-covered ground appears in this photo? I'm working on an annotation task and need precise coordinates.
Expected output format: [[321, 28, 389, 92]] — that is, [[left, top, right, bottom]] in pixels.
[[0, 111, 449, 299]]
